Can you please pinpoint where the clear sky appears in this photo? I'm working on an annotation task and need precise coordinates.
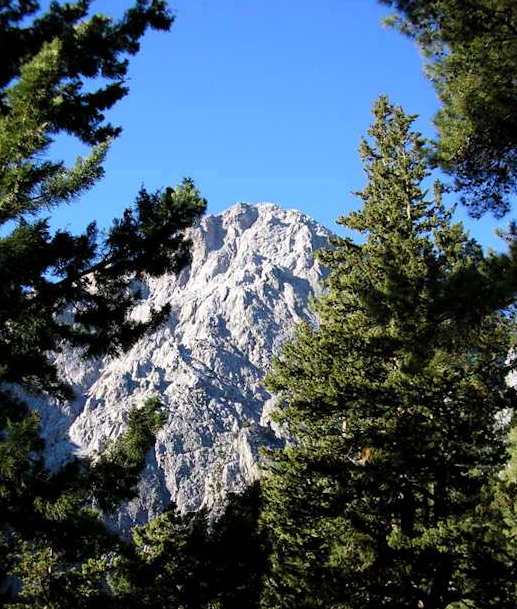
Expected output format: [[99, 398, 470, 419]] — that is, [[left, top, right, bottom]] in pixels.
[[49, 0, 511, 250]]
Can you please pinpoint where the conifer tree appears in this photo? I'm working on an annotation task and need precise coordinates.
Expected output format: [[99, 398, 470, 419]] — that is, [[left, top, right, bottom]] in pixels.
[[261, 97, 517, 609], [380, 0, 517, 218], [111, 484, 267, 609], [0, 1, 206, 604], [4, 398, 168, 608]]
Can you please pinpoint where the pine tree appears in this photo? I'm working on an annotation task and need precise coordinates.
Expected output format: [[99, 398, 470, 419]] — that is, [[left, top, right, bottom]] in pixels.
[[0, 1, 206, 605], [261, 97, 517, 609], [380, 0, 517, 218], [4, 398, 168, 608], [111, 484, 267, 609]]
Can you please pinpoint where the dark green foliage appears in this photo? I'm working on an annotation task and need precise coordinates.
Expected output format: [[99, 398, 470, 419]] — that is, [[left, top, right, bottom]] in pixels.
[[0, 1, 207, 605], [260, 97, 517, 609], [0, 178, 206, 393], [2, 397, 167, 608], [208, 483, 268, 609], [112, 483, 268, 609], [381, 0, 517, 218], [90, 397, 167, 512], [0, 0, 171, 144], [0, 0, 206, 389]]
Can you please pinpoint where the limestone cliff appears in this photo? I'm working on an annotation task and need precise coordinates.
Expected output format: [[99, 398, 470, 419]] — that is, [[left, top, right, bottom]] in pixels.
[[32, 203, 331, 532]]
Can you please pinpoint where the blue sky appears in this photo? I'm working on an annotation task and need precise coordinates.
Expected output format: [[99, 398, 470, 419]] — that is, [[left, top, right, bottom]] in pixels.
[[49, 0, 510, 250]]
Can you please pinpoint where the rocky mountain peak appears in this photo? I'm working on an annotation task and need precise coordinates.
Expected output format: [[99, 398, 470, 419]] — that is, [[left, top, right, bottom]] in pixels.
[[32, 203, 332, 532]]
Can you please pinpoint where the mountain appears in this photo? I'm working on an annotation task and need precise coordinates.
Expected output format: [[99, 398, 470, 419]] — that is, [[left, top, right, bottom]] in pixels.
[[31, 203, 331, 532]]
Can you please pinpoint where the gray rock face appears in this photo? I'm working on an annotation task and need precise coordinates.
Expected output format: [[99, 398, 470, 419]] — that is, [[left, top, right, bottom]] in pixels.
[[34, 203, 331, 532]]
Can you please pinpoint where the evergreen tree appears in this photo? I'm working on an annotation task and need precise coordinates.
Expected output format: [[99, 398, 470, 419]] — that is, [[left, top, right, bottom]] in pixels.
[[112, 484, 268, 609], [0, 1, 206, 605], [261, 97, 517, 609], [380, 0, 517, 218], [4, 398, 167, 608]]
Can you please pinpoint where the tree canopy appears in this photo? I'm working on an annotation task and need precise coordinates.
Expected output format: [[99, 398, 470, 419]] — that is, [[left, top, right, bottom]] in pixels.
[[0, 2, 207, 605], [260, 97, 517, 609], [381, 0, 517, 218], [3, 2, 517, 607]]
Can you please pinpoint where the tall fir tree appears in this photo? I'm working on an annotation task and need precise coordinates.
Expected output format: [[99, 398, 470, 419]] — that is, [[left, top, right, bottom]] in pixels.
[[261, 97, 517, 609], [0, 1, 206, 605]]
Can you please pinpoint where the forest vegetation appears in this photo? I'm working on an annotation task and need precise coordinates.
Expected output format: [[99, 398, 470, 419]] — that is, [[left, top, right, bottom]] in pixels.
[[1, 1, 517, 607]]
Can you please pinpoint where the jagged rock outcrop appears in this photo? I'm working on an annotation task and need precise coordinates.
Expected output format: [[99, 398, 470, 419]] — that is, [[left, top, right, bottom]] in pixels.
[[32, 203, 331, 532]]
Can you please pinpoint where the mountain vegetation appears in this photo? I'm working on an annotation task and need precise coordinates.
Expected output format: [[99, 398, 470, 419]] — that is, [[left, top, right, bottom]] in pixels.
[[112, 483, 267, 609], [0, 1, 208, 605], [1, 1, 517, 608], [260, 97, 517, 609], [380, 0, 517, 218]]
